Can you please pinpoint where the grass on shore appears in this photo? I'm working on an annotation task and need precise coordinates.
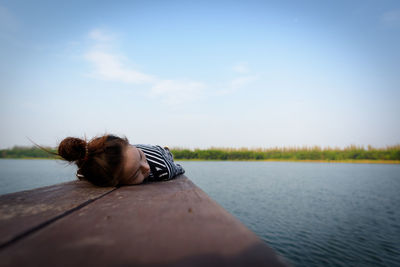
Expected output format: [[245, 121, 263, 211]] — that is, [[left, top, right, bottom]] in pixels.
[[170, 145, 400, 163], [1, 145, 399, 164], [176, 158, 400, 164]]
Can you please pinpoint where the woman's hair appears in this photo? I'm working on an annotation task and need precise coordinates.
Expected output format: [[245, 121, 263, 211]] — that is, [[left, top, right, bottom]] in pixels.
[[57, 134, 129, 186]]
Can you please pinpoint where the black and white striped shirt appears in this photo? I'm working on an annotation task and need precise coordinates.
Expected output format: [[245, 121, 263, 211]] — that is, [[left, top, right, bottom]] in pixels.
[[134, 144, 185, 182]]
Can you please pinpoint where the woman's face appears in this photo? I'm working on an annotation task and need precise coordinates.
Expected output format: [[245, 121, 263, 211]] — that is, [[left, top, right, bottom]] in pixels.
[[119, 145, 151, 185]]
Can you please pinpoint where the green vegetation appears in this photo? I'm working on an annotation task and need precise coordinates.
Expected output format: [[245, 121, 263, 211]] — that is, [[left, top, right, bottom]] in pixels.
[[170, 145, 400, 163], [0, 146, 58, 159], [1, 145, 399, 163]]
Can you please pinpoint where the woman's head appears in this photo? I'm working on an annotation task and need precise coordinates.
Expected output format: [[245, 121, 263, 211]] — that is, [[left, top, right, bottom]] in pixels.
[[58, 135, 130, 186], [119, 144, 151, 185]]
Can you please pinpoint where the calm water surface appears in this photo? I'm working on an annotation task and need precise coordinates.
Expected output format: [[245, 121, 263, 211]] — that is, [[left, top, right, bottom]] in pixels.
[[0, 159, 77, 195], [1, 159, 399, 266]]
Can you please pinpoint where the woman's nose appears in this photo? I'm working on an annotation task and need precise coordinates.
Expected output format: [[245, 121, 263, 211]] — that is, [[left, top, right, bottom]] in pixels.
[[142, 162, 150, 172]]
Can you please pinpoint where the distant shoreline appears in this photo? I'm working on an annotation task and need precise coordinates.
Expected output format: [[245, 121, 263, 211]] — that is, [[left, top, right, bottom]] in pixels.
[[1, 157, 399, 164], [177, 159, 400, 164], [1, 146, 399, 163]]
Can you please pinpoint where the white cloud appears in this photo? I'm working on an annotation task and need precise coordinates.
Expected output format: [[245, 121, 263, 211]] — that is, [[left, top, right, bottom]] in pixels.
[[230, 75, 258, 89], [216, 75, 258, 96], [85, 50, 155, 84], [213, 62, 258, 95], [381, 9, 400, 26], [0, 5, 19, 32], [84, 28, 204, 104], [88, 29, 114, 42], [232, 62, 250, 74], [83, 29, 259, 104], [150, 80, 205, 105]]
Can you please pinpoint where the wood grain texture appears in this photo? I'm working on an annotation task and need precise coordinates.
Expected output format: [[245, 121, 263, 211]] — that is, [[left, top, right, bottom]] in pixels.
[[0, 180, 115, 247], [0, 176, 287, 266]]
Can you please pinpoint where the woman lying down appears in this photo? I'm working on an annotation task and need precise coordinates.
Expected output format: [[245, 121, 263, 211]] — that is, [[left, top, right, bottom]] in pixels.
[[57, 134, 185, 187]]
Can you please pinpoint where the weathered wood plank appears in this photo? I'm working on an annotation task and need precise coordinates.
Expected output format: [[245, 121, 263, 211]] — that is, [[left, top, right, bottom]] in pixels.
[[0, 180, 115, 247], [0, 176, 286, 266]]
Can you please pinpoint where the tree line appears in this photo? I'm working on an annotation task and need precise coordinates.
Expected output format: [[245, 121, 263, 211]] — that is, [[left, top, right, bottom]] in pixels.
[[0, 146, 58, 159], [170, 145, 400, 161], [1, 145, 399, 161]]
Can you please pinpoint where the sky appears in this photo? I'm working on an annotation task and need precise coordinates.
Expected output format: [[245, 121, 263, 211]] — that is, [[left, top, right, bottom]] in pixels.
[[0, 0, 399, 149]]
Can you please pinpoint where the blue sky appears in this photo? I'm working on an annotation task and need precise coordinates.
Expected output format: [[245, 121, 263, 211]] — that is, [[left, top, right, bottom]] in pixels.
[[1, 0, 399, 149]]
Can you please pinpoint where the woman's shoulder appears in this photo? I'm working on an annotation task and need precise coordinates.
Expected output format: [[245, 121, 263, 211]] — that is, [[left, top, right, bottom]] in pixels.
[[134, 144, 164, 152]]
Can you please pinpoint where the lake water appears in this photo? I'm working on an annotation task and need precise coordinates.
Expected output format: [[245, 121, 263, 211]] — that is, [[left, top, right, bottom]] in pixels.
[[1, 159, 399, 266]]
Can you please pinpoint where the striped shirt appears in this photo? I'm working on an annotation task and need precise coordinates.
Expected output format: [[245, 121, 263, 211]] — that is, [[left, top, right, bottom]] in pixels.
[[134, 144, 185, 182]]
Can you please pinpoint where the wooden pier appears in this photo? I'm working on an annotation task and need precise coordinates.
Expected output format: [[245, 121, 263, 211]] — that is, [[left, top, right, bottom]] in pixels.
[[0, 175, 287, 266]]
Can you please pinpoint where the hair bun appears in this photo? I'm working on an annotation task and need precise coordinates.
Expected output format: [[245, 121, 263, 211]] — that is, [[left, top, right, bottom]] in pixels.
[[58, 137, 87, 162]]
